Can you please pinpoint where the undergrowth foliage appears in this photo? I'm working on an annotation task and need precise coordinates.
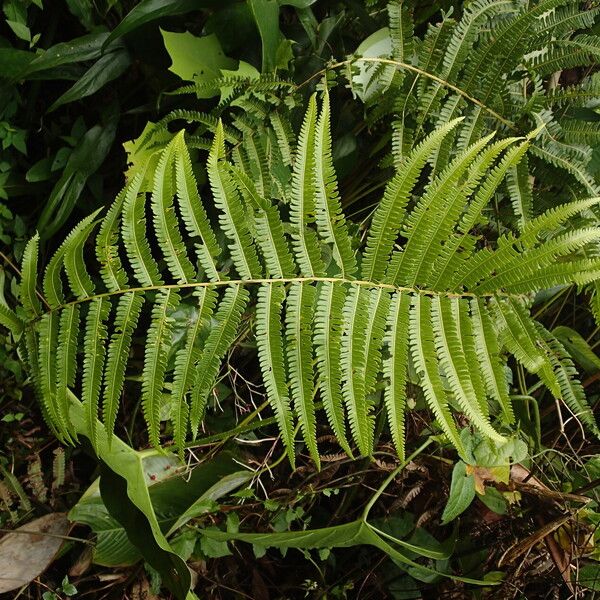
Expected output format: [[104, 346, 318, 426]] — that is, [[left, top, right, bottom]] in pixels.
[[3, 87, 599, 468]]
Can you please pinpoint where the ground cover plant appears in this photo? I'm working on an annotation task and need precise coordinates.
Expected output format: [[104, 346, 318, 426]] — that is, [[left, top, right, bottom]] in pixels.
[[1, 0, 600, 598]]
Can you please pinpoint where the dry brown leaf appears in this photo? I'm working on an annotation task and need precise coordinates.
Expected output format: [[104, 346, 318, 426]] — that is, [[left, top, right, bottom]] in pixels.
[[0, 512, 69, 593]]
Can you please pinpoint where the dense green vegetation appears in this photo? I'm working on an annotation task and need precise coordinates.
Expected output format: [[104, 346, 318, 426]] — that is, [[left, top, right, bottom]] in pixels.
[[1, 1, 600, 598]]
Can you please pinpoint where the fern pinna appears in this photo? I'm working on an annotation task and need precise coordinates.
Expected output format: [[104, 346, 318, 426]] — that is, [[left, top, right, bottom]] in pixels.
[[6, 91, 600, 467]]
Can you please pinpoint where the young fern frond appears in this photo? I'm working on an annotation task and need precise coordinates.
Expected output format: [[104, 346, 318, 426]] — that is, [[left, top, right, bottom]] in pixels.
[[10, 94, 600, 468], [20, 234, 42, 318]]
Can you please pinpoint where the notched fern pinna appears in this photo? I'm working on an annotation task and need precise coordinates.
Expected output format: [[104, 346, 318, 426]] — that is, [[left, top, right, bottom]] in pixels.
[[10, 92, 600, 466]]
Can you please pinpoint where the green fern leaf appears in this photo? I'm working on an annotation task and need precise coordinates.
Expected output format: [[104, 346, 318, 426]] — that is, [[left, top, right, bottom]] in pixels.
[[362, 118, 462, 282], [82, 298, 111, 450], [43, 211, 101, 308], [96, 185, 129, 292], [431, 296, 504, 442], [430, 137, 524, 288], [190, 285, 250, 435], [410, 294, 464, 454], [314, 281, 352, 457], [142, 289, 180, 447], [173, 132, 222, 282], [170, 287, 217, 457], [228, 164, 296, 278], [102, 292, 144, 445], [122, 172, 164, 287], [389, 133, 494, 287], [151, 141, 196, 284], [290, 94, 326, 277], [256, 282, 295, 465], [56, 304, 79, 443], [0, 303, 23, 335], [38, 313, 62, 436], [64, 208, 102, 299], [470, 298, 514, 424], [208, 122, 262, 280], [20, 233, 42, 318], [341, 285, 373, 456], [536, 324, 600, 438], [383, 290, 411, 459], [506, 154, 533, 229], [313, 90, 357, 278], [286, 282, 319, 467]]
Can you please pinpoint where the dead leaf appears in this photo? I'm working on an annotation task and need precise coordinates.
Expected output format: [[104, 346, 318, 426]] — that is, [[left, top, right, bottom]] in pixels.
[[0, 512, 69, 593]]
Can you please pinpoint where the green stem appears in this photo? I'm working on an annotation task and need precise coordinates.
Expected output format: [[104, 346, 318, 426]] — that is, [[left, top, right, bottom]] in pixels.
[[362, 437, 433, 521]]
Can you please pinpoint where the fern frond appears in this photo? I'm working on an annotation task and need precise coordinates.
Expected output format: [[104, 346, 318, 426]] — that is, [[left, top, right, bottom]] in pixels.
[[415, 0, 512, 131], [528, 35, 600, 76], [431, 137, 525, 288], [82, 298, 111, 450], [536, 324, 600, 438], [491, 297, 554, 383], [142, 290, 180, 447], [102, 292, 144, 445], [290, 94, 326, 277], [270, 111, 294, 166], [122, 172, 163, 287], [362, 118, 462, 282], [531, 143, 599, 196], [0, 303, 23, 335], [389, 133, 494, 287], [383, 290, 411, 459], [470, 298, 513, 424], [56, 304, 79, 443], [151, 141, 196, 284], [506, 154, 533, 229], [314, 282, 352, 456], [38, 313, 61, 436], [208, 122, 262, 280], [534, 4, 600, 41], [463, 0, 569, 105], [228, 165, 296, 278], [364, 288, 392, 396], [313, 91, 357, 278], [43, 211, 101, 308], [473, 228, 600, 293], [388, 1, 414, 63], [20, 233, 42, 318], [64, 208, 102, 299], [410, 294, 464, 454], [286, 282, 319, 467], [173, 133, 222, 282], [561, 120, 600, 146], [96, 185, 129, 292], [190, 285, 249, 435], [170, 287, 217, 457], [432, 296, 503, 441], [257, 283, 295, 465], [341, 285, 373, 456]]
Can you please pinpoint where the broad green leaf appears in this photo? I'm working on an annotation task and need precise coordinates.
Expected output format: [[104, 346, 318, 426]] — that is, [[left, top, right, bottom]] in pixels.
[[67, 395, 190, 599], [161, 30, 236, 98], [48, 49, 131, 112], [441, 462, 476, 524], [37, 122, 117, 238], [23, 33, 109, 76], [104, 0, 201, 49], [248, 0, 281, 72], [203, 518, 493, 585]]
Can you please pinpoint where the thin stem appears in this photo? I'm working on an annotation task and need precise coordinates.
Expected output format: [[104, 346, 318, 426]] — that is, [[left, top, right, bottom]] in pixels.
[[42, 276, 528, 322], [362, 437, 433, 521], [296, 58, 515, 129]]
